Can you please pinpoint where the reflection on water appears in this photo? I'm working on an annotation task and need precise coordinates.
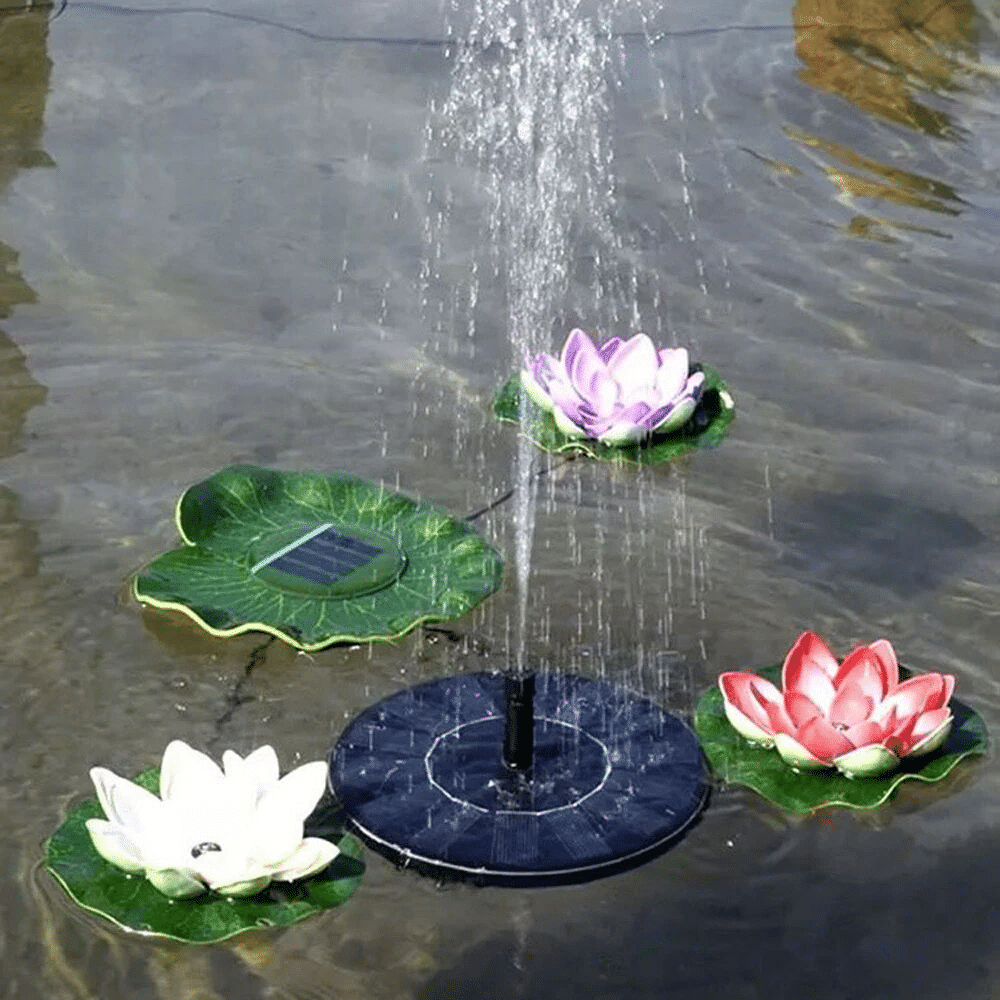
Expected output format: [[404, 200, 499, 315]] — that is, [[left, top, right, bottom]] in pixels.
[[793, 0, 977, 136], [790, 0, 980, 239], [0, 4, 51, 453]]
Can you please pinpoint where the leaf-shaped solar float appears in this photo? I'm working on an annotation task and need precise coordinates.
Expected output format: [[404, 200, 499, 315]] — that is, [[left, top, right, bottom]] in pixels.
[[134, 466, 504, 650], [47, 768, 365, 943]]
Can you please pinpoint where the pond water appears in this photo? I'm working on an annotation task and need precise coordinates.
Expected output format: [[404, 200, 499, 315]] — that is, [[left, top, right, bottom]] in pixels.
[[3, 0, 1000, 996]]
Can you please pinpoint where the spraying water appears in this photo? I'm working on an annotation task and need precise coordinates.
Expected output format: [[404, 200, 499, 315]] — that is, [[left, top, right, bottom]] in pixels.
[[439, 0, 623, 674]]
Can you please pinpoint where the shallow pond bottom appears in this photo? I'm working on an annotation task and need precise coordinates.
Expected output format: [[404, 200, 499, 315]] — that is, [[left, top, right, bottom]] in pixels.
[[330, 672, 708, 886]]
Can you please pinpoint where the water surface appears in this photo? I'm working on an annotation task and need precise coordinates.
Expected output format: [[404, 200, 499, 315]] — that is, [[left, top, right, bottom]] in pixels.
[[2, 0, 1000, 997]]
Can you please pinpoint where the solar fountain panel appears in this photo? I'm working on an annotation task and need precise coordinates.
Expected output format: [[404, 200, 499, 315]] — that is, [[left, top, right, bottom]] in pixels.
[[251, 524, 384, 586]]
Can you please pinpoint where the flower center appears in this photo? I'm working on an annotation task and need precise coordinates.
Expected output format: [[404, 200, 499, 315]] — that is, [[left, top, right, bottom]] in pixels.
[[832, 722, 850, 732], [191, 841, 222, 859]]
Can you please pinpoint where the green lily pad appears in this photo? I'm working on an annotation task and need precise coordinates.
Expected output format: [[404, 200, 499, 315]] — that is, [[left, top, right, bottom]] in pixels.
[[134, 466, 504, 650], [491, 364, 734, 463], [46, 768, 365, 944], [694, 665, 989, 812]]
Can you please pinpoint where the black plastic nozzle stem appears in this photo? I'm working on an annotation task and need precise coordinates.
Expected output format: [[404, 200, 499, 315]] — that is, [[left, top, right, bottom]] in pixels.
[[502, 672, 535, 771]]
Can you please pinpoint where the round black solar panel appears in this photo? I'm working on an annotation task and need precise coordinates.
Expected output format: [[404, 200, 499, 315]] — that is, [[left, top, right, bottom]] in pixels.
[[330, 672, 708, 886]]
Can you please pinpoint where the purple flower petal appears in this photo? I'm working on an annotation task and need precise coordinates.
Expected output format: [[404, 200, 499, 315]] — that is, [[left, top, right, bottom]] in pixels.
[[583, 367, 620, 416], [597, 336, 624, 363], [567, 336, 609, 402], [527, 352, 563, 391], [605, 334, 658, 395], [598, 401, 656, 445], [545, 377, 590, 436], [560, 328, 599, 377], [649, 395, 699, 434]]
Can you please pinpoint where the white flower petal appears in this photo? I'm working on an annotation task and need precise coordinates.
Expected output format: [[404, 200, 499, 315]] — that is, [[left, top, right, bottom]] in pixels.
[[552, 405, 588, 438], [242, 746, 280, 791], [90, 767, 165, 837], [833, 744, 899, 778], [520, 367, 556, 413], [653, 347, 689, 401], [146, 866, 206, 899], [250, 813, 304, 868], [773, 732, 832, 770], [597, 420, 647, 446], [606, 334, 658, 392], [85, 819, 146, 874], [212, 875, 272, 898], [266, 761, 328, 825], [160, 740, 224, 805], [269, 837, 340, 883]]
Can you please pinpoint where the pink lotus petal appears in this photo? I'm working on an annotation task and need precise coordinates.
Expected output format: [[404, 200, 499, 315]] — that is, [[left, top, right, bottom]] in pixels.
[[785, 690, 824, 729], [873, 673, 952, 726], [844, 719, 888, 748], [597, 336, 624, 363], [906, 713, 953, 757], [774, 732, 830, 770], [832, 646, 891, 703], [722, 700, 777, 747], [828, 680, 875, 730], [934, 674, 956, 710], [889, 707, 952, 756], [605, 334, 658, 393], [792, 715, 855, 764], [867, 638, 900, 689], [909, 706, 952, 744], [719, 672, 789, 738], [782, 631, 840, 696], [885, 710, 921, 755], [653, 348, 690, 402], [783, 653, 838, 717]]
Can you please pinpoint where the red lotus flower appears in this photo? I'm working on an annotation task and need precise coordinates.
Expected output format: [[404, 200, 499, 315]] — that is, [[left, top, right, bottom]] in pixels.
[[718, 631, 954, 778]]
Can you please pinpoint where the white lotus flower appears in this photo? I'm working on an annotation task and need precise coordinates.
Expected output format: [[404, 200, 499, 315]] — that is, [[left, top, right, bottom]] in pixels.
[[85, 741, 340, 898]]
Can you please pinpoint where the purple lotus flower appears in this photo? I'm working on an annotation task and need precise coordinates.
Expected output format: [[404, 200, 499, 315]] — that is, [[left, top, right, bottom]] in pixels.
[[521, 328, 706, 445]]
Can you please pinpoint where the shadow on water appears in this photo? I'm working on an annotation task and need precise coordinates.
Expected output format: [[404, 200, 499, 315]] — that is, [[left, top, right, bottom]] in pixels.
[[416, 820, 1000, 1000], [773, 490, 985, 598]]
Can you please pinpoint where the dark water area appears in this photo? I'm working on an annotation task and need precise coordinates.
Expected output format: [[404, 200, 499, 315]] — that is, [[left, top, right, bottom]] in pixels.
[[2, 0, 1000, 997]]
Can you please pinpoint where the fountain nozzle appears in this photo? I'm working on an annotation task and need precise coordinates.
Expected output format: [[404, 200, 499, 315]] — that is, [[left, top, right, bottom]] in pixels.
[[503, 673, 535, 772]]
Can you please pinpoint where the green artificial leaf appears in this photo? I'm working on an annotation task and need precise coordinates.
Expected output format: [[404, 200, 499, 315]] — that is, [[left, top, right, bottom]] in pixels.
[[134, 466, 504, 650], [694, 666, 989, 812], [46, 768, 365, 944], [491, 364, 734, 463]]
